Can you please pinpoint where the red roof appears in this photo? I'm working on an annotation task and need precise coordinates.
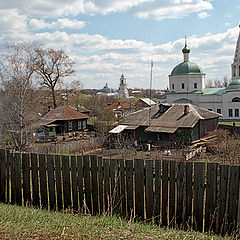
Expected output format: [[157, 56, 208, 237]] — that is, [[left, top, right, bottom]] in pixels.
[[107, 102, 131, 109], [42, 105, 88, 121]]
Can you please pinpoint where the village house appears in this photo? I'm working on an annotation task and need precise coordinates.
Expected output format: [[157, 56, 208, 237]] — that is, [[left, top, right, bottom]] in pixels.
[[136, 98, 157, 108], [107, 102, 135, 118], [110, 103, 220, 146], [32, 105, 89, 139]]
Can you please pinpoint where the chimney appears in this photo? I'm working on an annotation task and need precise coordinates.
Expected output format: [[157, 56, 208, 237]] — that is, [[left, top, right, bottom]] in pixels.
[[184, 105, 189, 114]]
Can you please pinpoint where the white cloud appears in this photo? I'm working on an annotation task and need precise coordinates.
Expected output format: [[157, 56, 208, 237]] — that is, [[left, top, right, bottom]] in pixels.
[[0, 0, 212, 21], [29, 18, 86, 30], [198, 11, 209, 19], [23, 26, 238, 89]]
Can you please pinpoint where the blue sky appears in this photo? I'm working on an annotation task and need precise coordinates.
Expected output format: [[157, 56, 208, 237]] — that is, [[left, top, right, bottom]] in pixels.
[[0, 0, 239, 89]]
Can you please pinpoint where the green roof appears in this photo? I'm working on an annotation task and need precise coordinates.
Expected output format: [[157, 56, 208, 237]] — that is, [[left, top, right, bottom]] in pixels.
[[173, 98, 193, 103], [202, 88, 225, 95], [226, 79, 240, 91], [171, 61, 204, 75]]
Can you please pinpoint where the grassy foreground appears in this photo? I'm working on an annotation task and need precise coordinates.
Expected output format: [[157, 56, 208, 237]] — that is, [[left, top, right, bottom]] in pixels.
[[0, 203, 230, 240]]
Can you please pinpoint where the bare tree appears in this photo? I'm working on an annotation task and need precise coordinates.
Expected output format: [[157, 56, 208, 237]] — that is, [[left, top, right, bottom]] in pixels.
[[0, 42, 38, 150], [34, 48, 75, 108], [63, 79, 82, 104]]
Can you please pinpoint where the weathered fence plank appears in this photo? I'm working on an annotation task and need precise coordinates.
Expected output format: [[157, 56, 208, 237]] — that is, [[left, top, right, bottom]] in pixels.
[[111, 159, 120, 215], [6, 150, 10, 203], [134, 159, 144, 220], [83, 155, 92, 214], [193, 162, 205, 232], [218, 165, 229, 235], [71, 155, 78, 212], [104, 158, 110, 213], [47, 155, 56, 211], [22, 153, 31, 206], [205, 163, 217, 232], [126, 160, 133, 218], [169, 161, 176, 227], [31, 153, 39, 207], [185, 162, 193, 229], [62, 155, 71, 210], [0, 149, 6, 203], [55, 155, 63, 211], [146, 160, 154, 222], [119, 159, 126, 217], [227, 166, 239, 235], [162, 160, 168, 226], [176, 162, 184, 228], [15, 153, 22, 206], [77, 155, 84, 211], [9, 152, 16, 204], [154, 160, 161, 225], [91, 155, 99, 215], [39, 154, 48, 209], [98, 156, 103, 214]]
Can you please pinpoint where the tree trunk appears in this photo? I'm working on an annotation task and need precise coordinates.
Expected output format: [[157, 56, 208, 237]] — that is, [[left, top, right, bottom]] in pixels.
[[51, 87, 57, 108]]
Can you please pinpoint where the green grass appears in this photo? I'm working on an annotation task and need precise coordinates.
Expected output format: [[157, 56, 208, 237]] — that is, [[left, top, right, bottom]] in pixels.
[[219, 121, 240, 127], [0, 203, 231, 239]]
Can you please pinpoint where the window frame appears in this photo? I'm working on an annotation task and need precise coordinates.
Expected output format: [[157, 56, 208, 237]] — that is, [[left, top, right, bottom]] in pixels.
[[68, 121, 73, 131]]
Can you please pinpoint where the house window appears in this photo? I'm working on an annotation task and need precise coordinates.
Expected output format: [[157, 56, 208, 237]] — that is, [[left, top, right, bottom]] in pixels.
[[208, 109, 212, 111], [235, 109, 239, 117], [78, 121, 82, 130], [194, 83, 197, 89], [239, 66, 240, 76], [229, 109, 233, 117], [68, 121, 73, 131], [182, 83, 185, 89], [172, 84, 174, 90], [82, 120, 87, 129], [217, 109, 221, 114]]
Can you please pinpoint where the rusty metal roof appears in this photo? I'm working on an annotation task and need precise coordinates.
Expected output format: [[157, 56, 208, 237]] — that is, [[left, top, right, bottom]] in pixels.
[[42, 105, 89, 121]]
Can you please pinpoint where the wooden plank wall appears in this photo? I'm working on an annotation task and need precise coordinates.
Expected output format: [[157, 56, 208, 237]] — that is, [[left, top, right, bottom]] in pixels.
[[0, 149, 240, 236]]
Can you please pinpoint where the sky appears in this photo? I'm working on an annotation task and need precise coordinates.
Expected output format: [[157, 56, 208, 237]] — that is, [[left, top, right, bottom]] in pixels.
[[0, 0, 239, 90]]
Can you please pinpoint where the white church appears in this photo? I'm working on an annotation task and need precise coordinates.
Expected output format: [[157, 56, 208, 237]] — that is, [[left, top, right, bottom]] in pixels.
[[166, 26, 240, 120]]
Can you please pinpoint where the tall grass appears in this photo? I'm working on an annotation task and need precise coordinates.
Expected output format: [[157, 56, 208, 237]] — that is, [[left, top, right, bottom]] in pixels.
[[0, 203, 230, 239]]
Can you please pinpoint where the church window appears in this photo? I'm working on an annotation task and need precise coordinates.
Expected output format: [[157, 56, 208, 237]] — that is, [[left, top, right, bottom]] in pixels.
[[235, 109, 239, 117], [172, 84, 174, 90], [232, 97, 240, 102], [233, 65, 236, 77], [217, 109, 221, 114], [182, 83, 185, 89], [194, 83, 197, 89], [229, 109, 233, 117]]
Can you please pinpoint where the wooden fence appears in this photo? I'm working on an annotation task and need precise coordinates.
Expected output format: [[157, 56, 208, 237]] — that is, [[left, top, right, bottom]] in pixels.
[[0, 148, 239, 236]]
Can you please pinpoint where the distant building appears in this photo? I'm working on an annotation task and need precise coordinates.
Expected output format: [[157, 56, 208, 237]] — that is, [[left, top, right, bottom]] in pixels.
[[107, 102, 135, 118], [166, 28, 240, 120], [102, 83, 111, 94], [137, 98, 157, 108], [118, 74, 129, 98]]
